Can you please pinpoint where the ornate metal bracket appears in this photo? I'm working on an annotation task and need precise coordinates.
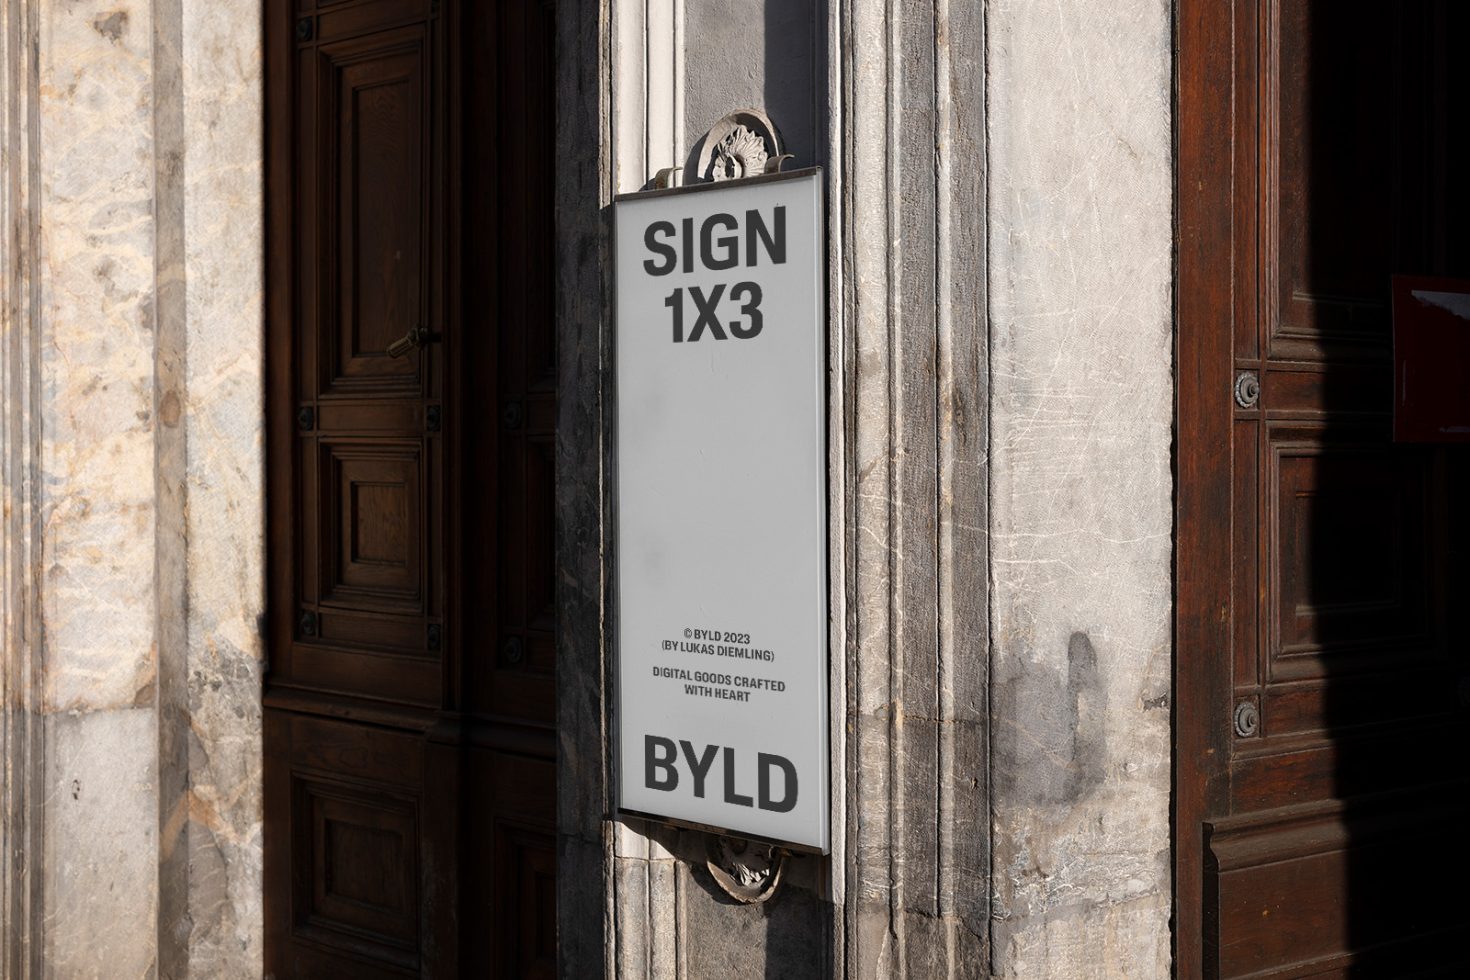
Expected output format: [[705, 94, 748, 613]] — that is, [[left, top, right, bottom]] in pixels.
[[706, 835, 786, 904], [689, 109, 785, 184]]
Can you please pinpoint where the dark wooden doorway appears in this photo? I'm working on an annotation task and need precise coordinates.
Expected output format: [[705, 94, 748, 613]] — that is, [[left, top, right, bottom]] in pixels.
[[1177, 1, 1470, 976], [264, 1, 558, 976]]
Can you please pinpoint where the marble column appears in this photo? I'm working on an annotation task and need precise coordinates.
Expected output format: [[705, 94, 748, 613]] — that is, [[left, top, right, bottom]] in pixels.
[[1, 1, 264, 976]]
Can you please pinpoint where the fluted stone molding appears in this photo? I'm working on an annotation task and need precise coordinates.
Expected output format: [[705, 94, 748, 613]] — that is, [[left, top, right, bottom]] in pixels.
[[604, 0, 684, 972], [1, 0, 264, 975], [836, 0, 988, 975], [2, 2, 46, 973]]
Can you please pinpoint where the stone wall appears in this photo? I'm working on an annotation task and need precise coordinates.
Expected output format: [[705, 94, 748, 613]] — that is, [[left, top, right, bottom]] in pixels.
[[1, 0, 264, 975]]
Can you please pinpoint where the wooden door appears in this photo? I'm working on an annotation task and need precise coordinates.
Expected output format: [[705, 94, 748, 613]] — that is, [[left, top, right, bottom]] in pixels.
[[264, 1, 558, 976], [1178, 2, 1470, 976]]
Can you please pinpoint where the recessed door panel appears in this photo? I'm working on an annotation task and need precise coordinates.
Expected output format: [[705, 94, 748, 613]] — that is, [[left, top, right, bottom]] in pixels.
[[1268, 440, 1435, 679], [328, 442, 424, 599], [320, 31, 428, 393]]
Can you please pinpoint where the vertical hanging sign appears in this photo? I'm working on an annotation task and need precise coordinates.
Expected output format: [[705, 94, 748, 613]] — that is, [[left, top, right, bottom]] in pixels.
[[614, 168, 828, 852]]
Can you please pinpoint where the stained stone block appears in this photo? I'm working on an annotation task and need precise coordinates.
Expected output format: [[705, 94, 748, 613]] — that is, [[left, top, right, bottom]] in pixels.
[[44, 708, 159, 977]]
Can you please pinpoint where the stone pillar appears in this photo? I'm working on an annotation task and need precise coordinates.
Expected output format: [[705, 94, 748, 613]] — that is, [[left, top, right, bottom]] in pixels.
[[1, 1, 264, 975], [985, 1, 1174, 975]]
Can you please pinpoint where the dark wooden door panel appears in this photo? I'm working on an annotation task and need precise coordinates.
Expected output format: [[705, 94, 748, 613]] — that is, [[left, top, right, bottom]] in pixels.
[[462, 0, 559, 730], [1209, 799, 1470, 979], [1180, 1, 1470, 976], [266, 0, 558, 976], [1266, 436, 1438, 681], [299, 775, 421, 950], [326, 442, 425, 603], [327, 37, 428, 389], [267, 711, 427, 977], [284, 0, 444, 704], [462, 748, 558, 979]]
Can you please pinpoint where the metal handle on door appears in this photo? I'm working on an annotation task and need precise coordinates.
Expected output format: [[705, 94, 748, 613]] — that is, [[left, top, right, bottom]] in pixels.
[[386, 325, 430, 358]]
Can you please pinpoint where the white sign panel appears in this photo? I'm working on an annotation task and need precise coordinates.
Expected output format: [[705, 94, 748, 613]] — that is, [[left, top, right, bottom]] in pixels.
[[614, 169, 828, 851]]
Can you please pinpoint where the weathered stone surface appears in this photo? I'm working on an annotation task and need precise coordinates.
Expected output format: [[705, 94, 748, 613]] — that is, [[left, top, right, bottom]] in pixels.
[[986, 0, 1174, 975], [178, 0, 265, 972], [43, 709, 158, 978], [554, 0, 613, 976], [38, 0, 158, 717], [681, 861, 829, 980], [30, 3, 163, 973]]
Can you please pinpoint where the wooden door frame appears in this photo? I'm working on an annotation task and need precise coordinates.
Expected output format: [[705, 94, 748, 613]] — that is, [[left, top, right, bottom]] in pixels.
[[1174, 0, 1236, 975]]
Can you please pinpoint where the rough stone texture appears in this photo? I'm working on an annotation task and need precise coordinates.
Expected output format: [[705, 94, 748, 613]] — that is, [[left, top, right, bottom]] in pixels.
[[554, 0, 613, 976], [680, 857, 830, 980], [986, 1, 1174, 976], [2, 0, 264, 974]]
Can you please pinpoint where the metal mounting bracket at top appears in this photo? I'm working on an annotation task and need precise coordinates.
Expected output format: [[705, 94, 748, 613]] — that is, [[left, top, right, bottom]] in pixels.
[[763, 153, 796, 175]]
